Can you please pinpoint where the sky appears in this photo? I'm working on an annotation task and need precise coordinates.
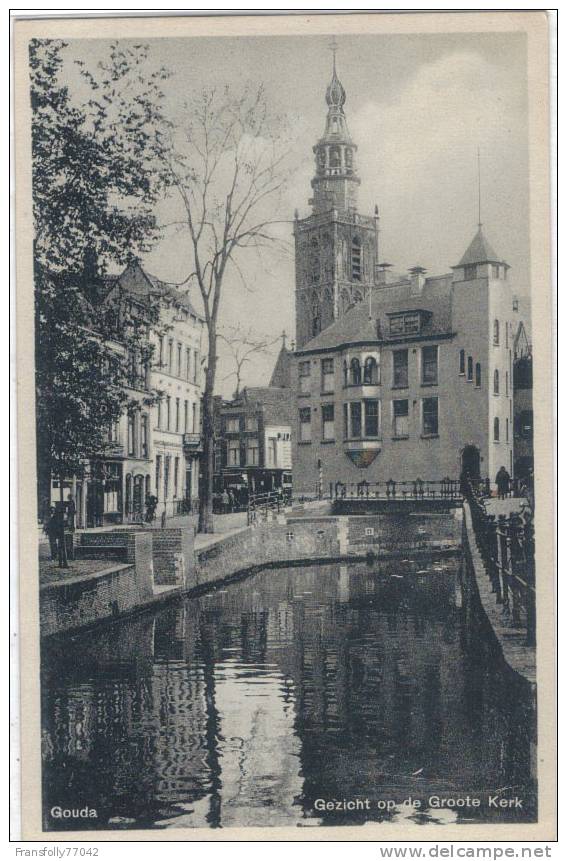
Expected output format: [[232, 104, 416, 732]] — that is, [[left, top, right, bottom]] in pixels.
[[58, 31, 530, 397]]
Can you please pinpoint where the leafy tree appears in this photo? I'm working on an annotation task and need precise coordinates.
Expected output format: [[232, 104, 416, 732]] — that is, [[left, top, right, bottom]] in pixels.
[[31, 39, 169, 563]]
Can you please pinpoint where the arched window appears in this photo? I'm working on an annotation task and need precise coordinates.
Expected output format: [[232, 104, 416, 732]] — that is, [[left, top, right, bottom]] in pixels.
[[494, 417, 500, 441], [350, 357, 361, 386], [459, 349, 465, 375], [494, 369, 500, 395], [475, 362, 481, 387], [467, 356, 473, 382], [493, 319, 500, 345], [363, 356, 379, 385], [351, 237, 362, 281], [309, 237, 320, 284], [311, 299, 321, 337]]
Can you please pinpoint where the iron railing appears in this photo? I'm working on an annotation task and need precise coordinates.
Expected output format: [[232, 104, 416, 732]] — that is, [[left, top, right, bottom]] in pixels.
[[247, 491, 288, 525], [465, 480, 536, 646], [330, 477, 462, 501]]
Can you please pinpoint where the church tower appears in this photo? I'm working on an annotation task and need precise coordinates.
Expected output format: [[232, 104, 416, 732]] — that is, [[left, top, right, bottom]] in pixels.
[[294, 51, 379, 349]]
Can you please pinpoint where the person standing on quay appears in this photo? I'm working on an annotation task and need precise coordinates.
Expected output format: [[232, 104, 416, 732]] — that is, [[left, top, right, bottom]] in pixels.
[[496, 466, 511, 500]]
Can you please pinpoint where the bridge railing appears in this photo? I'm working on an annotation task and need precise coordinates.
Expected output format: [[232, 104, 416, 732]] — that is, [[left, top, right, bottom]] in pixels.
[[247, 491, 286, 525], [464, 479, 536, 647], [330, 478, 462, 501]]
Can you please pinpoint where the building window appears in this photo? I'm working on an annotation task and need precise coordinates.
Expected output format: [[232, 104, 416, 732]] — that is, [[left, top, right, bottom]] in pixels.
[[174, 457, 179, 497], [267, 437, 277, 468], [175, 398, 180, 432], [168, 339, 174, 373], [155, 455, 162, 498], [140, 415, 148, 458], [226, 417, 240, 433], [393, 349, 409, 387], [493, 319, 500, 345], [184, 400, 189, 433], [363, 355, 380, 385], [177, 343, 182, 377], [421, 345, 438, 385], [299, 360, 311, 394], [321, 358, 334, 393], [393, 399, 409, 437], [127, 413, 136, 456], [322, 404, 335, 440], [228, 440, 240, 466], [343, 403, 348, 438], [246, 439, 259, 465], [422, 397, 439, 436], [299, 407, 312, 442], [464, 264, 477, 281], [364, 399, 380, 437], [193, 350, 198, 383], [505, 371, 509, 397], [459, 349, 465, 375], [164, 456, 170, 499], [246, 416, 259, 432], [192, 402, 197, 432], [349, 357, 361, 386], [494, 417, 500, 441], [505, 321, 509, 349], [166, 395, 171, 430], [467, 356, 473, 382], [186, 348, 191, 381], [506, 418, 509, 442], [518, 410, 533, 439], [351, 237, 362, 281], [159, 335, 164, 369], [475, 362, 482, 388], [350, 402, 362, 438], [494, 369, 500, 395], [157, 398, 162, 429]]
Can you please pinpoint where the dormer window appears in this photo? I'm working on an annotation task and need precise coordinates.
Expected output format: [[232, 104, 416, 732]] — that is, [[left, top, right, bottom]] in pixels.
[[389, 312, 421, 336], [464, 264, 477, 281]]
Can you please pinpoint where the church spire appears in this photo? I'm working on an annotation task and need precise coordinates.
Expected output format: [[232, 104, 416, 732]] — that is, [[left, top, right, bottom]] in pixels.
[[310, 43, 360, 214]]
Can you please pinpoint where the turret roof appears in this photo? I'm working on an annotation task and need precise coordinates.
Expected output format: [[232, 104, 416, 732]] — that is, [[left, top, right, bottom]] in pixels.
[[457, 226, 504, 267]]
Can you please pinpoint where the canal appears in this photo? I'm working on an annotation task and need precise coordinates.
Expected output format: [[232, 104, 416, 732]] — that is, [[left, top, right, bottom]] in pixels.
[[41, 558, 536, 831]]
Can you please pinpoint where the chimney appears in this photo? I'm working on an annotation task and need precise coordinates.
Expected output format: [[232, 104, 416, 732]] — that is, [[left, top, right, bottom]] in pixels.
[[409, 266, 427, 295], [375, 261, 393, 286]]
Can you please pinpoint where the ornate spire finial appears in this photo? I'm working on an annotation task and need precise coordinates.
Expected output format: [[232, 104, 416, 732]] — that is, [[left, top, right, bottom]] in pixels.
[[330, 36, 338, 73]]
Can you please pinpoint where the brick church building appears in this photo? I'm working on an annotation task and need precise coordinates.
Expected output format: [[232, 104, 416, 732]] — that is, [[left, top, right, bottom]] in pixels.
[[292, 56, 524, 496]]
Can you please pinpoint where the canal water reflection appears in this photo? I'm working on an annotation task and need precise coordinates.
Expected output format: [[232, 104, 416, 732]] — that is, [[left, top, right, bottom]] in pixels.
[[41, 560, 536, 830]]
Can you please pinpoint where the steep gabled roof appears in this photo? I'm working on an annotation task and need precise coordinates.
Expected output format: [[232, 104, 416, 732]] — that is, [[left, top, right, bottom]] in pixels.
[[298, 281, 454, 354], [269, 344, 293, 388], [116, 261, 203, 319], [457, 226, 503, 267]]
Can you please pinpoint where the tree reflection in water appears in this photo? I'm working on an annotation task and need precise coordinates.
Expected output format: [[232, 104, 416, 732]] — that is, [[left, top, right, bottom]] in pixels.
[[41, 560, 536, 830]]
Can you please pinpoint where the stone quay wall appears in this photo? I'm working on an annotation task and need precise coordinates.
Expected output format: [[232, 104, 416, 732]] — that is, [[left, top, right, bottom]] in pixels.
[[41, 532, 154, 637], [41, 511, 462, 637]]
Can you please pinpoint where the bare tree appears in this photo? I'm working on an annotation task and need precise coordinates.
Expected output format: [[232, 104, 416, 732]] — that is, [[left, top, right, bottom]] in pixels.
[[219, 324, 279, 396], [162, 84, 290, 532]]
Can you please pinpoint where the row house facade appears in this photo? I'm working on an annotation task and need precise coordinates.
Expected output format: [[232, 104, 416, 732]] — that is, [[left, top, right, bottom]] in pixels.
[[51, 261, 205, 527], [214, 371, 294, 502], [291, 58, 524, 496]]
